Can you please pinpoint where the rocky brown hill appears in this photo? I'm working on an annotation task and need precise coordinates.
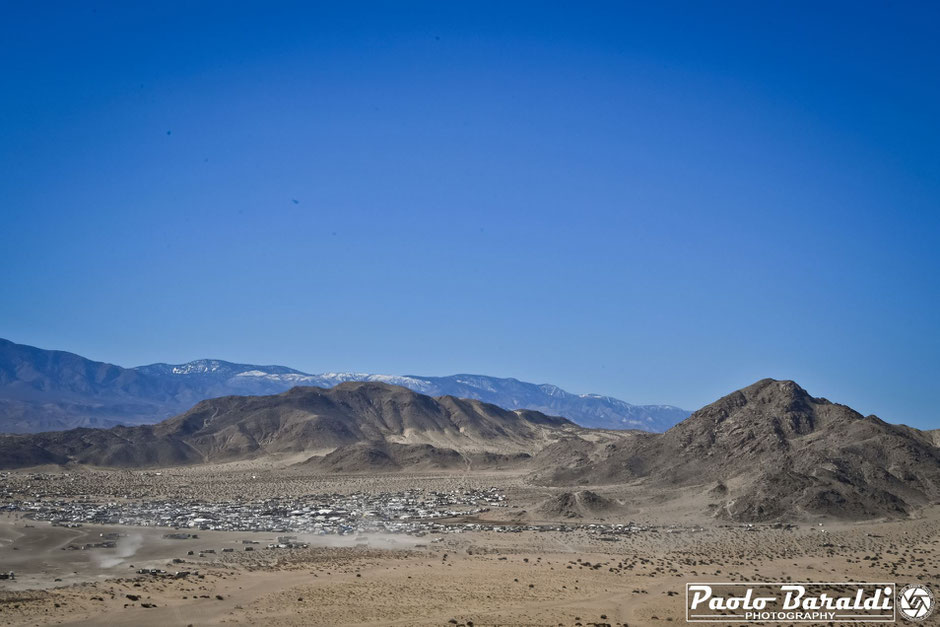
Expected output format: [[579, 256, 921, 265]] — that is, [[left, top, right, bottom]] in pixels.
[[532, 379, 940, 521], [534, 490, 621, 519], [0, 382, 577, 469]]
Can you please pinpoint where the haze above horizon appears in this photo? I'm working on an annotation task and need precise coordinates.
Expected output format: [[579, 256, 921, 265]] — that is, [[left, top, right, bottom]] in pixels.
[[1, 2, 938, 429]]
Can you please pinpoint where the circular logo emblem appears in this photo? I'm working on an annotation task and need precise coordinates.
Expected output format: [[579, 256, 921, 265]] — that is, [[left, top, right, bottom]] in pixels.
[[899, 584, 934, 622]]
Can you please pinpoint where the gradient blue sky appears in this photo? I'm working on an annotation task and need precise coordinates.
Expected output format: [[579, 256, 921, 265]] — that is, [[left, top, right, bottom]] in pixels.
[[2, 2, 938, 428]]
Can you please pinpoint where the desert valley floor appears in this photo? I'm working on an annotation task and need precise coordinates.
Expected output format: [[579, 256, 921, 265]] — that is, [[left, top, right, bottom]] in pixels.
[[1, 464, 938, 627]]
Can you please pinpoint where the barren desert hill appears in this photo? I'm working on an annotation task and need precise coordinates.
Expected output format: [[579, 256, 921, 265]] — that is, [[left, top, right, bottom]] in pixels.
[[531, 378, 940, 521], [0, 382, 582, 469], [534, 490, 621, 520]]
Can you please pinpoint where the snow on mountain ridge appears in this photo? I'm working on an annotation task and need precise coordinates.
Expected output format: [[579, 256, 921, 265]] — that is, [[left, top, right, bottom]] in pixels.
[[171, 360, 227, 375]]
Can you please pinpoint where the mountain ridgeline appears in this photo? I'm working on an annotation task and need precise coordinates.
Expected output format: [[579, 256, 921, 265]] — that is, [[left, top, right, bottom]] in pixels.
[[0, 382, 577, 469], [0, 338, 688, 433]]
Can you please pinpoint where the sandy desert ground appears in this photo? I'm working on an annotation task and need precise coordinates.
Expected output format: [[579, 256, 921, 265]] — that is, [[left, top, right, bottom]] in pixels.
[[1, 465, 938, 626]]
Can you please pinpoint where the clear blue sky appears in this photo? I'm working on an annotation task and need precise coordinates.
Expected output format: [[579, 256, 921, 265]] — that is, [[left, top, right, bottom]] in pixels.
[[2, 2, 938, 428]]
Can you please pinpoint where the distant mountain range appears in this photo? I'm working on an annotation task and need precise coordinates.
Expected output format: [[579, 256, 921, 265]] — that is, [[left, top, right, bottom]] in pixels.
[[0, 338, 689, 433]]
